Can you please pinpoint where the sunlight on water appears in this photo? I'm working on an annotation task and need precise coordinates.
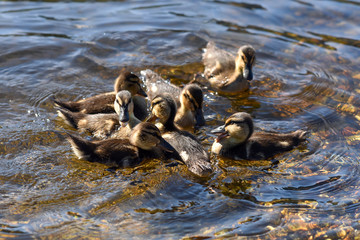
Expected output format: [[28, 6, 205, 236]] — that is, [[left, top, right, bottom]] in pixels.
[[1, 0, 360, 239]]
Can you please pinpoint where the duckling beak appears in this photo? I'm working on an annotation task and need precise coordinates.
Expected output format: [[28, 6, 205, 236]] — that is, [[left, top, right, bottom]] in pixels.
[[243, 65, 253, 81], [158, 138, 175, 153], [145, 113, 157, 123], [137, 87, 147, 97], [211, 125, 229, 142], [118, 107, 130, 125], [195, 108, 206, 127]]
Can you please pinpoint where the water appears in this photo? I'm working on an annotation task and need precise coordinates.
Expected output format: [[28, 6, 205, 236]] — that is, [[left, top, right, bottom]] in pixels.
[[1, 0, 360, 238]]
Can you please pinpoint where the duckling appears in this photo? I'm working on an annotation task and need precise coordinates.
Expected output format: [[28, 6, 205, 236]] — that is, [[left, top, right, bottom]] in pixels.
[[200, 41, 256, 93], [141, 69, 205, 130], [53, 70, 148, 120], [66, 122, 174, 168], [109, 90, 141, 139], [147, 93, 212, 177], [211, 112, 306, 160], [57, 90, 140, 139]]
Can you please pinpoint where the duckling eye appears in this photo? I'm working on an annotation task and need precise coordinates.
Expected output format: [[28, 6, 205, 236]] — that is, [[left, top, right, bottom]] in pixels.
[[241, 55, 246, 62], [225, 121, 233, 127], [144, 130, 160, 139], [225, 120, 242, 127], [151, 99, 163, 111]]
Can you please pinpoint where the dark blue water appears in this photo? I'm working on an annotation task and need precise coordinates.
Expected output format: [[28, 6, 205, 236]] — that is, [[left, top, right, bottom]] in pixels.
[[1, 0, 360, 238]]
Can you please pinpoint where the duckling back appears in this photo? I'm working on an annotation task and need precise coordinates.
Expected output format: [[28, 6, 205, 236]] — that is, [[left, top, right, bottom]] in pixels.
[[247, 129, 307, 159], [66, 133, 141, 167], [52, 70, 147, 117], [203, 41, 236, 79], [141, 69, 181, 102], [66, 122, 171, 168], [57, 107, 119, 139], [53, 92, 116, 114]]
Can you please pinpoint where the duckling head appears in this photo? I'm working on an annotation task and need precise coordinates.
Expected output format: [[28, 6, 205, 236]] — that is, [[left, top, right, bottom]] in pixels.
[[235, 45, 256, 81], [129, 122, 165, 150], [147, 93, 177, 130], [114, 90, 134, 127], [179, 84, 206, 127], [211, 112, 253, 153], [114, 70, 147, 97]]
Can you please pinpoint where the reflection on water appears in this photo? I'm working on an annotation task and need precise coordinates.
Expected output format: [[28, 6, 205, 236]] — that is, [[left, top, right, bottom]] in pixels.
[[1, 0, 360, 238]]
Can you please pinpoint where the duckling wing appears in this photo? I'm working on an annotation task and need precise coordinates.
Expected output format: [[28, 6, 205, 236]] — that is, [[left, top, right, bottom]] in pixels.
[[67, 131, 144, 168], [163, 131, 212, 177], [58, 107, 119, 139], [141, 69, 181, 101], [80, 113, 119, 139], [94, 139, 141, 167], [203, 42, 235, 78]]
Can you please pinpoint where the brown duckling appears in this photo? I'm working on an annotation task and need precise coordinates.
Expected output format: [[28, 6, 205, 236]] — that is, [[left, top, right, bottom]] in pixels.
[[57, 90, 140, 139], [147, 93, 212, 177], [201, 41, 256, 93], [66, 122, 174, 168], [109, 90, 141, 139], [53, 70, 148, 120], [141, 69, 205, 131], [211, 112, 306, 160]]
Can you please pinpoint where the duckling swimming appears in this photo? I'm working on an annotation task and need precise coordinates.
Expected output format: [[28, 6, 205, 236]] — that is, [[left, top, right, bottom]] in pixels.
[[109, 90, 141, 139], [141, 69, 205, 131], [201, 41, 256, 93], [211, 112, 306, 160], [53, 70, 148, 120], [57, 90, 140, 139], [148, 93, 212, 177], [66, 122, 174, 168]]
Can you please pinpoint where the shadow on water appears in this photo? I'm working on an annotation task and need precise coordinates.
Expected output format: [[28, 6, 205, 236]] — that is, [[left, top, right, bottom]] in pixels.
[[1, 0, 360, 239]]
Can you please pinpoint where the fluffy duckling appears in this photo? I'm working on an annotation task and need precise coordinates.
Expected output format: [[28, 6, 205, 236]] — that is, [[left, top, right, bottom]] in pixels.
[[53, 70, 148, 120], [57, 90, 140, 139], [201, 41, 256, 93], [66, 122, 174, 168], [109, 90, 141, 139], [211, 112, 306, 160], [148, 93, 212, 177], [142, 69, 205, 130]]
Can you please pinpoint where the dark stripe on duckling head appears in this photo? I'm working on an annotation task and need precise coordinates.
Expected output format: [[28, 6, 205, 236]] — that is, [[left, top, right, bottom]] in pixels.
[[239, 45, 256, 64], [151, 94, 177, 131], [225, 112, 254, 138], [150, 97, 165, 111], [115, 71, 147, 96], [130, 122, 163, 150], [116, 90, 132, 106], [121, 72, 140, 84], [115, 90, 133, 123], [239, 46, 255, 81], [140, 123, 162, 139], [184, 92, 197, 108], [124, 73, 147, 97], [184, 84, 203, 108]]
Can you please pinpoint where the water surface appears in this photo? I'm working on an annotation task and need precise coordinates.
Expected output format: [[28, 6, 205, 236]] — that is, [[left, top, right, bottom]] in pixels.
[[1, 0, 360, 239]]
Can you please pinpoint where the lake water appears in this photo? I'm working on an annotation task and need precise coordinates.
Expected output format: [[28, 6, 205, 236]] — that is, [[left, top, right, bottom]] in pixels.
[[1, 0, 360, 239]]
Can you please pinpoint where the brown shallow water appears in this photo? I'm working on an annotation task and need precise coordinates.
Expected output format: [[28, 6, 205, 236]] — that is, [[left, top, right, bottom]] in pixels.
[[1, 0, 360, 239]]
